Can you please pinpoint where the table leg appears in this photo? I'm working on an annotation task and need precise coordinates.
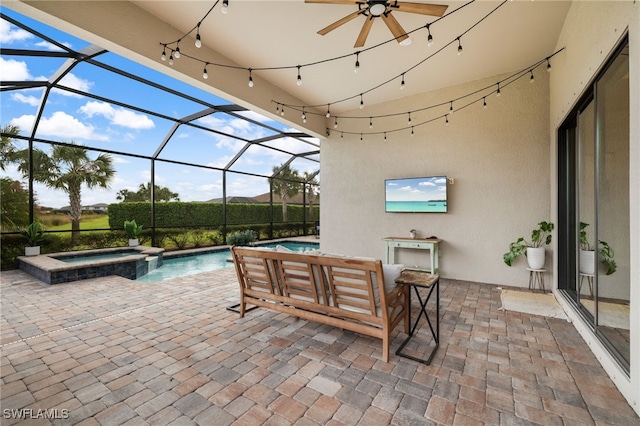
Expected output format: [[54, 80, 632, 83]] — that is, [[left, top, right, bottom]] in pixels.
[[395, 279, 440, 364]]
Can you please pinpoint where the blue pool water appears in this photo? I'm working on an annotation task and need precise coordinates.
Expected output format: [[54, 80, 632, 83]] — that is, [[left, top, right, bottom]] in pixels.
[[137, 241, 319, 283]]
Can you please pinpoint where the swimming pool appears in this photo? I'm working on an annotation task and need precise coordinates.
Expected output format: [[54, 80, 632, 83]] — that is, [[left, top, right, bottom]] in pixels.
[[137, 241, 319, 283]]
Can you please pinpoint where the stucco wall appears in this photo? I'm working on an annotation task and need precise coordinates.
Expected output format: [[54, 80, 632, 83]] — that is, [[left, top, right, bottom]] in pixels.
[[549, 0, 639, 414], [321, 69, 551, 287]]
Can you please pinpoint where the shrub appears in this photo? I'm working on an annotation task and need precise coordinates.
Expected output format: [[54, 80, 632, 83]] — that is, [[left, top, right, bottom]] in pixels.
[[227, 229, 258, 246]]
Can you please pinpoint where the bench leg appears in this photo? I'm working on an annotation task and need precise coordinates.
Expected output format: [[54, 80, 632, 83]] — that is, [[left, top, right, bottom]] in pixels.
[[382, 336, 390, 363]]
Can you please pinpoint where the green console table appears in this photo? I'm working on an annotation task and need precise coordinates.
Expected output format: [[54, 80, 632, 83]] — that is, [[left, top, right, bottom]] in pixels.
[[383, 237, 442, 274]]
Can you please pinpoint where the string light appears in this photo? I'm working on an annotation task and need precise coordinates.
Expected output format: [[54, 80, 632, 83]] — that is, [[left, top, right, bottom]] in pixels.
[[547, 58, 552, 71], [359, 94, 364, 109], [408, 112, 412, 124], [334, 117, 338, 129], [276, 104, 280, 114], [221, 0, 229, 14], [161, 48, 167, 61], [530, 70, 535, 83], [354, 52, 360, 73], [169, 52, 174, 65], [341, 132, 344, 139], [369, 117, 373, 129], [280, 106, 285, 116], [384, 132, 387, 140], [273, 50, 562, 136], [174, 44, 181, 59], [400, 73, 405, 90], [203, 64, 208, 79], [445, 115, 449, 125], [360, 133, 363, 141], [248, 69, 254, 87], [326, 105, 331, 118], [411, 127, 414, 136], [302, 107, 306, 123], [457, 37, 463, 56], [296, 66, 302, 86], [195, 24, 202, 48], [426, 24, 433, 47]]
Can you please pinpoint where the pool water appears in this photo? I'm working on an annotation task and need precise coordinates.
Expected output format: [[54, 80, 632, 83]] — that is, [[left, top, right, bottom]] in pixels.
[[57, 251, 139, 264], [137, 241, 319, 283]]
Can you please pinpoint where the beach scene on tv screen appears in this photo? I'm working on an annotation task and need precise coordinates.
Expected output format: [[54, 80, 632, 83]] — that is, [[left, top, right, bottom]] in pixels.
[[386, 176, 447, 213]]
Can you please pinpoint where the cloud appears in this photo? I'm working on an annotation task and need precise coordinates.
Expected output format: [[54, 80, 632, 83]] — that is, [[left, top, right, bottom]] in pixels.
[[79, 101, 155, 129], [0, 20, 32, 44], [52, 73, 94, 97], [0, 57, 32, 80], [10, 111, 109, 141], [419, 181, 436, 187], [34, 40, 72, 51], [10, 92, 40, 106]]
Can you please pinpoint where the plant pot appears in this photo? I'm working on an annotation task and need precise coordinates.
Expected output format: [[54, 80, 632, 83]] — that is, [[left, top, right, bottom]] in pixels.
[[410, 232, 416, 239], [526, 247, 545, 270], [25, 246, 40, 256], [579, 249, 595, 275], [128, 238, 139, 247]]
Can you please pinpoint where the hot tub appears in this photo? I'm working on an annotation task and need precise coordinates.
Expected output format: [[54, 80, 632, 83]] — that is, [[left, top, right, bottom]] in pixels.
[[17, 246, 164, 284]]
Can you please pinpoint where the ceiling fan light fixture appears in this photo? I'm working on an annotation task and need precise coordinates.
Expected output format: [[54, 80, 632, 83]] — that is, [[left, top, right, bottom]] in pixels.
[[369, 2, 387, 17]]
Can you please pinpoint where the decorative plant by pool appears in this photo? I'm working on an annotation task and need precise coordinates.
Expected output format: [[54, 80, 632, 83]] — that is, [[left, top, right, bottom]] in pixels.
[[124, 220, 143, 246], [20, 221, 46, 256], [227, 229, 258, 246]]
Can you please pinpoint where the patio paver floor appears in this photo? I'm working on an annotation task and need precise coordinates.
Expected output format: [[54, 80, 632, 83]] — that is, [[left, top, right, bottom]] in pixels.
[[1, 266, 638, 425]]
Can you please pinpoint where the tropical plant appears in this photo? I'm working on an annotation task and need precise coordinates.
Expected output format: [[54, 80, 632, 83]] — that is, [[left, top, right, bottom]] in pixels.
[[1, 124, 21, 171], [503, 221, 554, 266], [123, 219, 143, 239], [227, 229, 258, 246], [270, 164, 301, 222], [19, 222, 46, 247], [16, 142, 115, 244], [579, 222, 617, 275]]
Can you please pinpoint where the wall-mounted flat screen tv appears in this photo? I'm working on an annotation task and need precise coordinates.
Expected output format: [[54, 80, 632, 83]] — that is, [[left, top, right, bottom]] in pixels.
[[385, 176, 448, 213]]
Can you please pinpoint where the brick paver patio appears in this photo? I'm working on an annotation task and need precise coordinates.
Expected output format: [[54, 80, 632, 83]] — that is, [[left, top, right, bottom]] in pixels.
[[1, 265, 638, 425]]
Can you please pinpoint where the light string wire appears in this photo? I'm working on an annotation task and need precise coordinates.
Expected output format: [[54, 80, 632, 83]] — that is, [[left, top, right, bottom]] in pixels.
[[159, 1, 476, 94], [327, 47, 564, 138], [277, 0, 506, 112]]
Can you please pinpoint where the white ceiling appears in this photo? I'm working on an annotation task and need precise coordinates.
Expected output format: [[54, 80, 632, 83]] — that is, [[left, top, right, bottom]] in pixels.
[[132, 0, 571, 115]]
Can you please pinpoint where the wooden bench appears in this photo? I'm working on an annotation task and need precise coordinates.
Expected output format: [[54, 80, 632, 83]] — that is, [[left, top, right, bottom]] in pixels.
[[230, 246, 410, 362]]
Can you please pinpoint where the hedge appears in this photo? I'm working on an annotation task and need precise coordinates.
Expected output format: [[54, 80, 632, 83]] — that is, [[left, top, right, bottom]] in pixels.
[[107, 202, 319, 228]]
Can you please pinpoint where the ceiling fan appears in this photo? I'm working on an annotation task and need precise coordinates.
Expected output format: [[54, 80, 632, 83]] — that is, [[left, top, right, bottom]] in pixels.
[[306, 0, 448, 48]]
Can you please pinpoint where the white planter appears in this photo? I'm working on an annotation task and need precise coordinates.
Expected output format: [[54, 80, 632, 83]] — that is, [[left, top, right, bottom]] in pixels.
[[410, 231, 416, 239], [25, 246, 40, 256], [579, 249, 595, 275], [526, 247, 545, 270], [128, 238, 139, 247]]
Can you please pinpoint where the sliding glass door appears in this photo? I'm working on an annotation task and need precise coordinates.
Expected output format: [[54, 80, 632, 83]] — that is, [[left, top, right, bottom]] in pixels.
[[558, 37, 629, 371]]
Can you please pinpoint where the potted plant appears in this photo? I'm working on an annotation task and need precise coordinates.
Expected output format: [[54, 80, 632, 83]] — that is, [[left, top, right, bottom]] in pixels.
[[124, 219, 143, 246], [409, 229, 417, 239], [20, 222, 46, 256], [579, 222, 616, 275], [503, 221, 554, 270]]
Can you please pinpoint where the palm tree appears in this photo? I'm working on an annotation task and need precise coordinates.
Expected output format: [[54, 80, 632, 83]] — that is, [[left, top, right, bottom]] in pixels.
[[270, 164, 301, 222], [18, 142, 115, 243], [303, 171, 319, 221], [1, 124, 21, 171]]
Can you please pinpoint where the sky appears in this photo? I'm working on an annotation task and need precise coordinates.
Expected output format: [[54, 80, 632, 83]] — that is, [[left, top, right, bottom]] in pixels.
[[385, 176, 447, 202], [0, 8, 319, 209]]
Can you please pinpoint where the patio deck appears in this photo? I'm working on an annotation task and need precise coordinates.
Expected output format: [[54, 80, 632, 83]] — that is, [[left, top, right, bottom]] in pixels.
[[1, 266, 637, 425]]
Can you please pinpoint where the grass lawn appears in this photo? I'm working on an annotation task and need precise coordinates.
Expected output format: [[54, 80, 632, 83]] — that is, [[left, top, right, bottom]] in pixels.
[[45, 215, 111, 231]]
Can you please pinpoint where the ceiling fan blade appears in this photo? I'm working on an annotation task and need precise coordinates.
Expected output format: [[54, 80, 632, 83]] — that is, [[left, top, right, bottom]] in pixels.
[[381, 12, 409, 44], [393, 2, 448, 16], [318, 10, 364, 35], [354, 15, 375, 47], [305, 0, 360, 5]]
